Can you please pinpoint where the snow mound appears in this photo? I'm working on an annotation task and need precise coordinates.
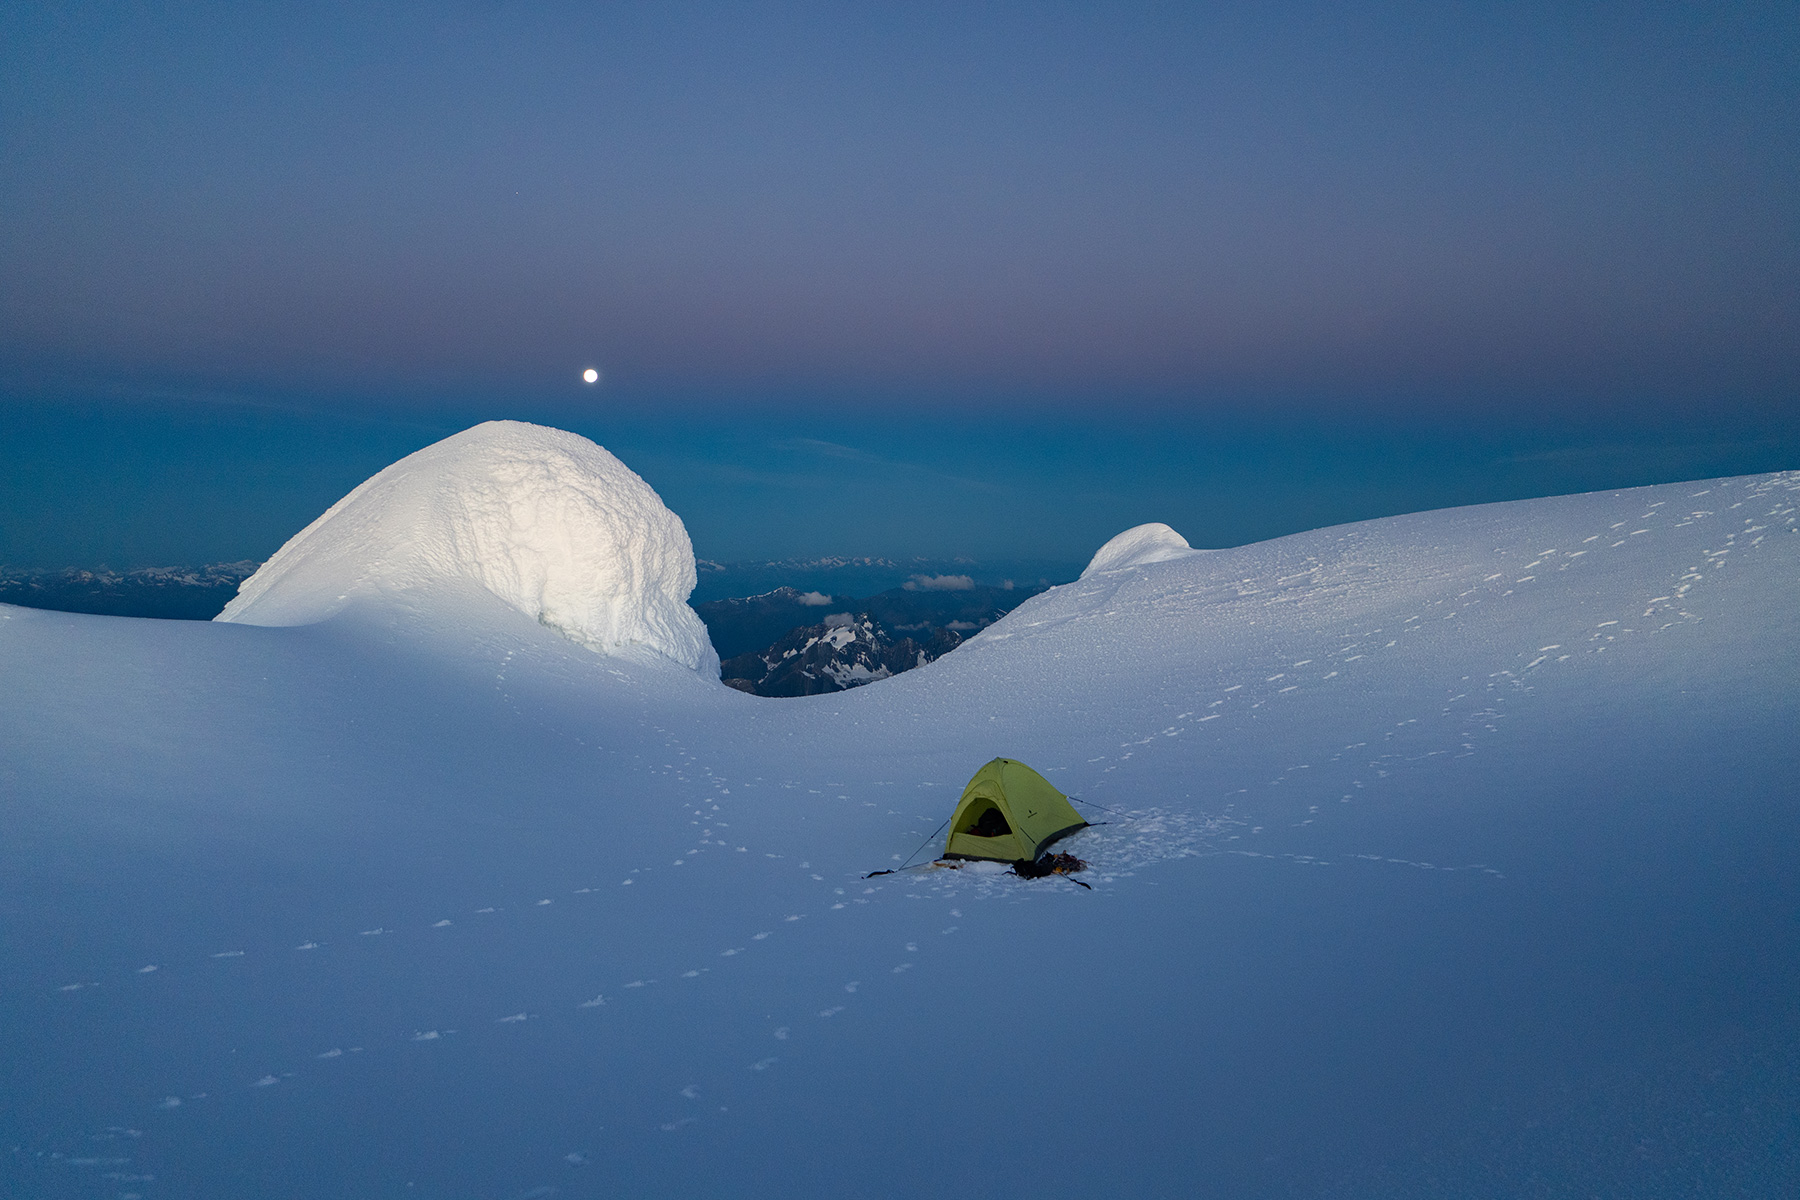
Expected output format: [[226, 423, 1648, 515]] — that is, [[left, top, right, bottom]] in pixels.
[[218, 421, 718, 673], [1080, 522, 1199, 578]]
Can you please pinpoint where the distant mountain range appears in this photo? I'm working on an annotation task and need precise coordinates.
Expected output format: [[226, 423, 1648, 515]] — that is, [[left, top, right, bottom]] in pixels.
[[719, 613, 964, 697], [693, 581, 1047, 660], [1, 561, 1061, 690], [0, 562, 260, 621], [704, 580, 1050, 697], [0, 557, 1072, 644], [688, 556, 1078, 605]]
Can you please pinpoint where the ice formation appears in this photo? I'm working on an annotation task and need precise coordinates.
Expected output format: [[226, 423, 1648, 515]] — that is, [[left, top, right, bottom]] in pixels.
[[218, 421, 718, 673], [1079, 521, 1199, 578]]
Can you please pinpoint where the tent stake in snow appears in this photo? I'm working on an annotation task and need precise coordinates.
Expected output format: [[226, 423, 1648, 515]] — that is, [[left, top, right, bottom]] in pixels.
[[865, 816, 951, 878]]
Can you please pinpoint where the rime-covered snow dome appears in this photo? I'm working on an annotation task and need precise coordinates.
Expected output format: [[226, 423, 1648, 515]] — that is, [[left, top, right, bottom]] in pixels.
[[1080, 522, 1200, 578], [218, 421, 718, 673]]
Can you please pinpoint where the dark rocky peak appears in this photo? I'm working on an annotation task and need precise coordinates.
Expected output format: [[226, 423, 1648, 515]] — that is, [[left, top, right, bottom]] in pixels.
[[720, 612, 964, 698]]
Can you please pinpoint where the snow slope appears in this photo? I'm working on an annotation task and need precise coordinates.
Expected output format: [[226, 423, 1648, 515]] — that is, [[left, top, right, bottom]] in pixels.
[[3, 457, 1798, 1199]]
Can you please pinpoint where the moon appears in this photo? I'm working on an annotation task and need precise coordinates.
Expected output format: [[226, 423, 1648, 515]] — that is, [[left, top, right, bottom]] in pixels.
[[582, 367, 600, 385]]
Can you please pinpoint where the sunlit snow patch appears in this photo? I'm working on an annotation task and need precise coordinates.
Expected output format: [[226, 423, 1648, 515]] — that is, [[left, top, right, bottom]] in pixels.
[[217, 420, 718, 673], [1080, 522, 1203, 577]]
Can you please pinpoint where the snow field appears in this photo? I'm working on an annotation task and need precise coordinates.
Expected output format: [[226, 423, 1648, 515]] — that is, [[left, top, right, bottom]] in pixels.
[[2, 466, 1796, 1198]]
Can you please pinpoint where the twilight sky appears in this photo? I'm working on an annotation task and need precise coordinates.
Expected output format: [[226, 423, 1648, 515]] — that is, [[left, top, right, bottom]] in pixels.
[[2, 3, 1796, 568]]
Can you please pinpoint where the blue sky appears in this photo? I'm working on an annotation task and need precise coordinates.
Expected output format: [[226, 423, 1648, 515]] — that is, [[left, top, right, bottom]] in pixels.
[[2, 3, 1795, 567]]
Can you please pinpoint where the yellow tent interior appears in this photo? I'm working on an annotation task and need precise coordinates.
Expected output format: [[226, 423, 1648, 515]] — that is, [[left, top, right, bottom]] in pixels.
[[942, 758, 1087, 864]]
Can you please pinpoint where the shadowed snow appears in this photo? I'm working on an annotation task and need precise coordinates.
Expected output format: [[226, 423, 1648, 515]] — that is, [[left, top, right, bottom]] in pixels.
[[4, 451, 1798, 1200]]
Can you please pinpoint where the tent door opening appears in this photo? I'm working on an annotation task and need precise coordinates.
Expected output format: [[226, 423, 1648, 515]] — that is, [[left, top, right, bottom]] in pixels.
[[965, 805, 1012, 838]]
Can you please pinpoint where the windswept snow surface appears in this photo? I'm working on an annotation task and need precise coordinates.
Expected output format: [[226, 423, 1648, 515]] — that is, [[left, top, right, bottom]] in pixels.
[[218, 420, 717, 674], [4, 467, 1800, 1198]]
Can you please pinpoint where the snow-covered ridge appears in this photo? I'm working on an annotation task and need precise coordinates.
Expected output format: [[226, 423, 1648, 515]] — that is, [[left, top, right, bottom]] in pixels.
[[218, 421, 718, 673], [1080, 522, 1200, 577]]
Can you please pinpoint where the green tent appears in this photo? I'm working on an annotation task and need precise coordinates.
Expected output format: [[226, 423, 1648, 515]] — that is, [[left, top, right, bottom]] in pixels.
[[943, 758, 1088, 864]]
